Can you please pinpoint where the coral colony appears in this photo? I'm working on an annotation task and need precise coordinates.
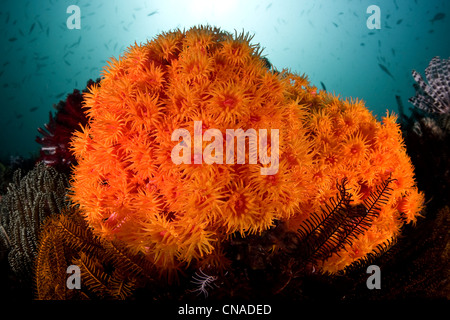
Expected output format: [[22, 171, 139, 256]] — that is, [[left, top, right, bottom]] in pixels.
[[1, 25, 431, 300]]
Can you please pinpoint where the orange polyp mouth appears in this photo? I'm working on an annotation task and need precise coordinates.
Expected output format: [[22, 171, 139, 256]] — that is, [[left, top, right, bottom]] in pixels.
[[222, 96, 237, 109], [351, 146, 360, 154]]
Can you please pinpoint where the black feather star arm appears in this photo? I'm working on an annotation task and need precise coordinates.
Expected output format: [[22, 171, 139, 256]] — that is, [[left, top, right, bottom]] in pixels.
[[0, 162, 69, 281], [296, 178, 354, 262]]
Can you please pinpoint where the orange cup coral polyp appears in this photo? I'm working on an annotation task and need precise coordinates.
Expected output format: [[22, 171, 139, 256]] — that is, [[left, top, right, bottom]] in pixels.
[[69, 25, 424, 275]]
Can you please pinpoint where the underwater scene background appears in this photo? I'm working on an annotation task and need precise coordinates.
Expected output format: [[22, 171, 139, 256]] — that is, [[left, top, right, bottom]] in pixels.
[[0, 0, 449, 308]]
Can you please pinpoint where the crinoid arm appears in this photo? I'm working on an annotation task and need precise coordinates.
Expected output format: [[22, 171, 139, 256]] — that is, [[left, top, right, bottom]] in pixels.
[[295, 176, 394, 269]]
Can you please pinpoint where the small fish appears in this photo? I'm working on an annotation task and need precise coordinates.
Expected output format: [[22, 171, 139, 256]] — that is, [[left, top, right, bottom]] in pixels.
[[147, 10, 158, 16], [55, 92, 65, 98], [332, 22, 338, 27], [8, 37, 17, 42], [396, 19, 403, 25], [69, 36, 81, 48], [368, 32, 375, 35], [266, 3, 272, 10], [64, 60, 71, 66], [36, 63, 46, 71], [391, 48, 396, 56], [430, 13, 445, 23], [29, 22, 35, 34], [320, 81, 327, 91], [34, 53, 49, 61], [360, 42, 365, 46], [395, 95, 404, 117], [29, 106, 38, 112], [378, 63, 395, 79]]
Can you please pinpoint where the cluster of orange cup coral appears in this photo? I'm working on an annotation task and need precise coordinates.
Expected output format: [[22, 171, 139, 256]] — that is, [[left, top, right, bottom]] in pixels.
[[69, 26, 424, 275]]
